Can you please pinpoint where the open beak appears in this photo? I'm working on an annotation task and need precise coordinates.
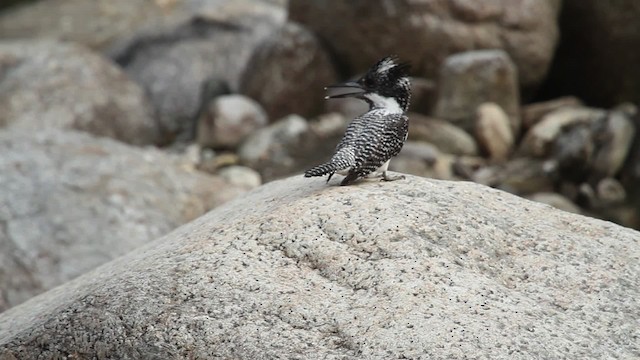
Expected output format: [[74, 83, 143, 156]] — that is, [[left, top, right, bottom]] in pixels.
[[324, 81, 365, 99]]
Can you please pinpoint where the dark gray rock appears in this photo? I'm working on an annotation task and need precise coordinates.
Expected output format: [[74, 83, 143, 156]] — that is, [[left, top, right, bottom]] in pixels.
[[0, 40, 163, 145], [110, 1, 286, 141], [550, 122, 595, 183], [591, 109, 636, 178], [433, 50, 521, 134], [289, 0, 560, 90], [1, 175, 638, 359], [0, 129, 247, 312], [542, 0, 640, 106], [240, 22, 338, 120]]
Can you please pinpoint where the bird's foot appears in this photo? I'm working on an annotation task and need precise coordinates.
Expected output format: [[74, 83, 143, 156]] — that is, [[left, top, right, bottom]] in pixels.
[[381, 172, 405, 182]]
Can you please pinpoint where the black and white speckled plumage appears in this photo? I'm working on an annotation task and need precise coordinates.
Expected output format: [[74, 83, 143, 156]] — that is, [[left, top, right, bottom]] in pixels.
[[305, 57, 411, 186]]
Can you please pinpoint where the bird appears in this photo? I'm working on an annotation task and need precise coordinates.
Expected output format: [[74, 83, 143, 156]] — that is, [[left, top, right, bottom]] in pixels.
[[304, 56, 411, 186]]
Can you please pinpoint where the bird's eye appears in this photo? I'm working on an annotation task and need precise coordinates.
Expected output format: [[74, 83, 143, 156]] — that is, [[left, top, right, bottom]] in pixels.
[[363, 77, 375, 88]]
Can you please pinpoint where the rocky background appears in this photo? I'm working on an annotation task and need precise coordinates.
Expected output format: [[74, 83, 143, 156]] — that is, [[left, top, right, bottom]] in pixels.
[[0, 0, 639, 313]]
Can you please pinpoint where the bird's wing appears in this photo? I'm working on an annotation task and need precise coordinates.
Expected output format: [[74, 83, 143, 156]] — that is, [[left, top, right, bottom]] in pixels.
[[334, 112, 369, 152], [352, 113, 408, 178]]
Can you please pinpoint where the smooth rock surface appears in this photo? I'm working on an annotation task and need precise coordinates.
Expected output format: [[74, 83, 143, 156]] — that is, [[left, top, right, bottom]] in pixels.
[[527, 192, 581, 214], [217, 165, 263, 190], [475, 103, 514, 161], [0, 40, 163, 145], [0, 175, 638, 359], [472, 158, 555, 195], [434, 50, 521, 134], [196, 94, 268, 149], [520, 96, 582, 130], [389, 141, 442, 179], [289, 0, 560, 89], [0, 129, 246, 312], [408, 114, 478, 156], [240, 21, 338, 120]]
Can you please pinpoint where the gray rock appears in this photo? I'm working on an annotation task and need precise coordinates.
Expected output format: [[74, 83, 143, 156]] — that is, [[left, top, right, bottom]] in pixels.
[[238, 114, 310, 180], [527, 192, 582, 214], [389, 141, 441, 179], [473, 158, 555, 195], [592, 110, 636, 177], [196, 94, 268, 149], [0, 129, 246, 312], [239, 113, 350, 181], [308, 112, 348, 139], [475, 103, 514, 161], [240, 22, 338, 120], [595, 177, 626, 207], [408, 114, 478, 156], [110, 1, 286, 141], [434, 50, 521, 134], [1, 175, 638, 359], [0, 40, 163, 145], [520, 107, 606, 157], [521, 96, 583, 130], [217, 165, 263, 190], [289, 0, 560, 90]]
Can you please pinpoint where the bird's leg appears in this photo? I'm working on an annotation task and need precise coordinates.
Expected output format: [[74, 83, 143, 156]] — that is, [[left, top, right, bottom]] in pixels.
[[374, 160, 404, 182], [381, 171, 405, 182]]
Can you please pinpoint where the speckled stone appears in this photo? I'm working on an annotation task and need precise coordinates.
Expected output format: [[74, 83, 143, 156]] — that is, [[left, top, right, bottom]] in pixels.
[[0, 129, 246, 312], [1, 175, 638, 359]]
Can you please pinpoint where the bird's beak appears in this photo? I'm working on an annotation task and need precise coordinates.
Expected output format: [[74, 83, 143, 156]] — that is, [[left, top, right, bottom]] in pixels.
[[324, 81, 365, 99]]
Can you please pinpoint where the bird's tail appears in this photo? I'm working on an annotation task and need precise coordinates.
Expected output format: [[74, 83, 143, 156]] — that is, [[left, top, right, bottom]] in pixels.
[[304, 158, 350, 178]]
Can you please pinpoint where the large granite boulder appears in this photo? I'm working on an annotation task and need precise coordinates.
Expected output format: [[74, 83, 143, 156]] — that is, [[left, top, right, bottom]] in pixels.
[[1, 174, 637, 359], [0, 40, 163, 145], [0, 129, 246, 312], [289, 0, 560, 89]]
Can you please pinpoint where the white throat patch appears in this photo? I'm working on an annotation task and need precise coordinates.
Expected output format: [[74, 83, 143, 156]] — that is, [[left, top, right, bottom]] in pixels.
[[364, 93, 403, 113]]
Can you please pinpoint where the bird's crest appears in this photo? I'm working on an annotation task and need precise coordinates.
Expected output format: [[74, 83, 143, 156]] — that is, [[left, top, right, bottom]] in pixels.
[[373, 56, 410, 78]]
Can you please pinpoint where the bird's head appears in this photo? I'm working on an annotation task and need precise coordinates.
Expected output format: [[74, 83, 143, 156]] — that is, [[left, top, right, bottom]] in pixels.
[[326, 56, 411, 113]]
